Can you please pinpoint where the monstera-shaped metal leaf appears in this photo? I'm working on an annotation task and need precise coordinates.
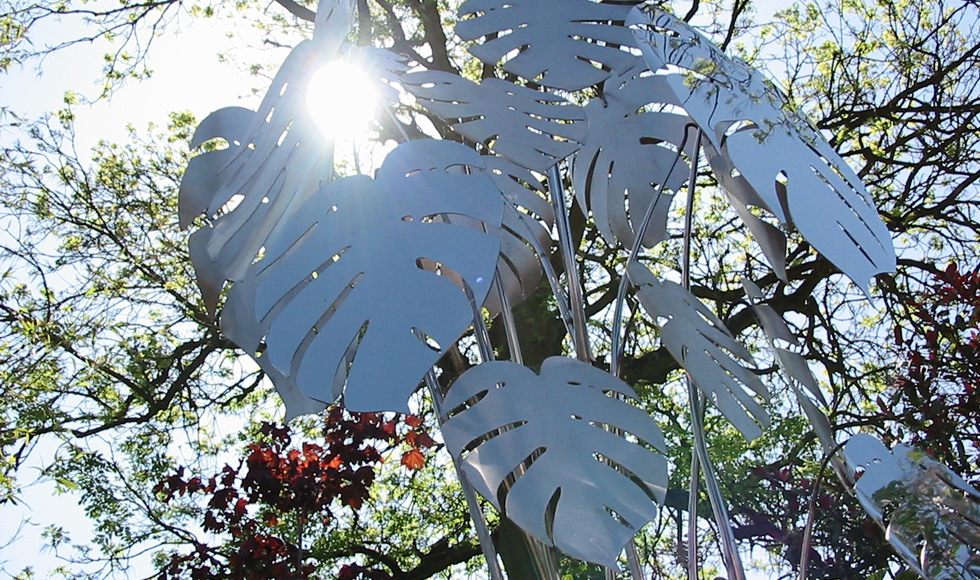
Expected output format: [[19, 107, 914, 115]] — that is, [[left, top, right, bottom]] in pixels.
[[411, 156, 553, 314], [574, 61, 697, 249], [844, 435, 980, 579], [629, 263, 769, 440], [441, 357, 668, 567], [401, 71, 587, 173], [483, 156, 555, 313], [628, 6, 895, 293], [220, 140, 503, 413], [740, 278, 845, 477], [179, 0, 402, 317], [455, 0, 637, 92], [180, 37, 337, 314]]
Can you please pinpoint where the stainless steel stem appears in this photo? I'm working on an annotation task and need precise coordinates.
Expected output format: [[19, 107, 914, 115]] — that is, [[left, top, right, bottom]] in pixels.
[[604, 128, 692, 579], [687, 443, 700, 580], [423, 368, 506, 580], [515, 214, 576, 340], [610, 126, 693, 378], [470, 298, 560, 580], [680, 129, 747, 580], [493, 266, 524, 365], [548, 164, 592, 363], [683, 129, 703, 580]]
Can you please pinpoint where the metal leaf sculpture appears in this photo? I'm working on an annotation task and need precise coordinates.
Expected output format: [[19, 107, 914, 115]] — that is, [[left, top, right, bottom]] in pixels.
[[455, 0, 637, 92], [740, 278, 849, 485], [629, 263, 769, 440], [176, 0, 909, 574], [844, 434, 980, 579], [179, 8, 354, 417], [180, 38, 337, 314], [179, 0, 396, 315], [407, 156, 551, 315], [401, 70, 587, 173], [352, 45, 410, 106], [628, 5, 895, 292], [441, 357, 668, 567], [574, 61, 697, 249], [219, 140, 503, 413], [482, 156, 555, 313]]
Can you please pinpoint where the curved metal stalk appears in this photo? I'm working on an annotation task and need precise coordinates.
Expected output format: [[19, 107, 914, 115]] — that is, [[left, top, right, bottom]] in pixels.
[[609, 126, 693, 378], [687, 440, 701, 580], [493, 266, 524, 365], [514, 215, 576, 341], [679, 130, 747, 580], [683, 129, 703, 580], [798, 441, 846, 580], [605, 128, 691, 580], [471, 289, 561, 580], [548, 164, 592, 362], [626, 541, 645, 580], [423, 368, 507, 580]]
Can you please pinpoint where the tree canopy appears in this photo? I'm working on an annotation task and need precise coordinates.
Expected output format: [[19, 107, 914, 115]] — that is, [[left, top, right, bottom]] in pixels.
[[1, 0, 979, 578]]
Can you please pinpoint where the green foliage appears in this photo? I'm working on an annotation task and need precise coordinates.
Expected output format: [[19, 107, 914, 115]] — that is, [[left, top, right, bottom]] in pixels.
[[2, 0, 980, 578]]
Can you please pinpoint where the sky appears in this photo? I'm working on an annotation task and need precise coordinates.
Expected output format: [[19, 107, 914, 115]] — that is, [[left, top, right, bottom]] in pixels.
[[0, 10, 269, 153], [0, 1, 791, 578], [0, 12, 269, 579]]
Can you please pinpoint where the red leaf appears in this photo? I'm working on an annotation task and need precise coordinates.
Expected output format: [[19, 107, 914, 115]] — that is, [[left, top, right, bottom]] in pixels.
[[415, 432, 436, 449], [401, 449, 425, 470]]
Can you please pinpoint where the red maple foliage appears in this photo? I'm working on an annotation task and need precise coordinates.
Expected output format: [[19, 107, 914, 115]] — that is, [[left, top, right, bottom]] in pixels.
[[888, 263, 980, 475], [155, 406, 434, 579]]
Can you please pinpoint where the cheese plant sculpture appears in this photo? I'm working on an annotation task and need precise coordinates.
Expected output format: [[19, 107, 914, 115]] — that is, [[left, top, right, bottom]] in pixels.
[[178, 0, 980, 577]]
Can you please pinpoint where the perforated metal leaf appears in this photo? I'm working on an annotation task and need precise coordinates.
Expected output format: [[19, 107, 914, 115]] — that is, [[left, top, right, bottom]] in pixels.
[[401, 71, 587, 173], [455, 0, 637, 92], [628, 6, 895, 293], [740, 278, 843, 477], [349, 45, 410, 106], [441, 357, 668, 567], [179, 37, 338, 314], [408, 156, 552, 314], [573, 62, 696, 249], [220, 140, 503, 413], [844, 435, 980, 579], [705, 140, 788, 280], [629, 263, 769, 440], [483, 156, 555, 312]]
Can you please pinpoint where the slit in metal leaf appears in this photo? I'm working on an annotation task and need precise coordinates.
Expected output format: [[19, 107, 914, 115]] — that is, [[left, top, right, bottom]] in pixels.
[[413, 327, 443, 353]]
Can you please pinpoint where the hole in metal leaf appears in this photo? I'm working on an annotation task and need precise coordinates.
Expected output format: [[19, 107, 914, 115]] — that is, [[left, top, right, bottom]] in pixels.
[[412, 328, 442, 353]]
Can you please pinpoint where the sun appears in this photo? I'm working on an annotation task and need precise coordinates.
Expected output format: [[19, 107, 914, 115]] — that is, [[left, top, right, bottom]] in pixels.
[[306, 60, 377, 138]]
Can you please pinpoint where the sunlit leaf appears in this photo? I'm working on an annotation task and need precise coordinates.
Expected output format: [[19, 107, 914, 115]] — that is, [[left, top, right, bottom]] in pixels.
[[628, 6, 895, 292], [401, 70, 587, 172], [629, 263, 769, 440], [441, 357, 667, 567], [179, 37, 337, 314], [455, 0, 636, 91], [220, 140, 503, 413], [845, 434, 980, 579], [573, 61, 696, 248]]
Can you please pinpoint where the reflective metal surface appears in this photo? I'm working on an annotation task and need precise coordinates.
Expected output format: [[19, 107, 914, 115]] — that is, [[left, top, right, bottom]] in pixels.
[[441, 357, 668, 568], [628, 5, 895, 293], [401, 71, 587, 173], [221, 140, 503, 412], [573, 62, 696, 249], [456, 0, 636, 92], [176, 0, 913, 574], [629, 263, 770, 441], [845, 434, 980, 579]]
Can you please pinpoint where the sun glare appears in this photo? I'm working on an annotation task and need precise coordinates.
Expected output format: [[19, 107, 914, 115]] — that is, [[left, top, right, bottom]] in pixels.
[[306, 61, 377, 138]]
